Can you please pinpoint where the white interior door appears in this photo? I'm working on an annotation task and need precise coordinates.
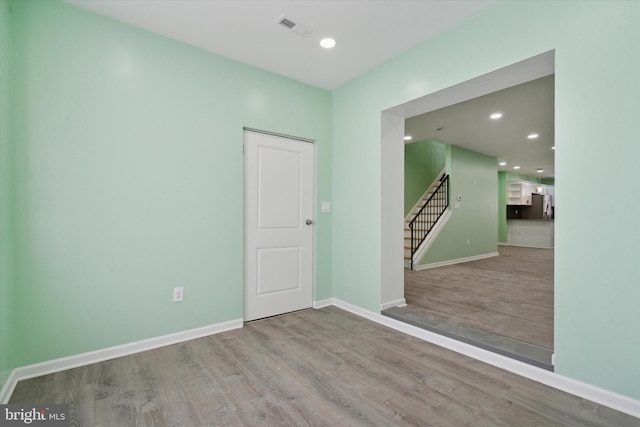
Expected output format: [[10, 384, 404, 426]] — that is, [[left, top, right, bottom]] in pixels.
[[244, 130, 314, 321]]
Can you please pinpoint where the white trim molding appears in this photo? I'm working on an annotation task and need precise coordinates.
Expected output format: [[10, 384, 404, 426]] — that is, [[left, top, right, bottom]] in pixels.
[[500, 243, 555, 250], [4, 300, 640, 419], [413, 251, 499, 271], [331, 298, 640, 419], [0, 318, 243, 404], [0, 370, 17, 404], [410, 210, 452, 267], [313, 298, 335, 309], [380, 298, 407, 311]]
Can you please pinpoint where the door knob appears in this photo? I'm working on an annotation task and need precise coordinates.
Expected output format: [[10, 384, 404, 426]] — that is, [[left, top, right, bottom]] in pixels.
[[305, 219, 314, 225]]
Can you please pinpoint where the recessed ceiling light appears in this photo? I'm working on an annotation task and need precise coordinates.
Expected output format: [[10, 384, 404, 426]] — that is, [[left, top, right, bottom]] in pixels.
[[528, 133, 539, 139], [403, 135, 412, 141], [513, 166, 520, 170], [490, 113, 502, 120], [499, 162, 507, 166], [551, 146, 556, 150], [320, 38, 336, 49]]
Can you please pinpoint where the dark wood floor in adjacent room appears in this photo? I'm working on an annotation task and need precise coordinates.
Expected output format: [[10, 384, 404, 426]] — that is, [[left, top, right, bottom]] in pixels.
[[10, 306, 636, 426], [405, 245, 554, 350]]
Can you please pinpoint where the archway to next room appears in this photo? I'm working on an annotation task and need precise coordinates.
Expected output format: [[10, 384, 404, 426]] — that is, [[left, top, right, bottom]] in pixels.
[[380, 51, 555, 369]]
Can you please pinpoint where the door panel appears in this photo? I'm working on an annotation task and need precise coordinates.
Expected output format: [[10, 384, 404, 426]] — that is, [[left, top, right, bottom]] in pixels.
[[244, 130, 314, 321], [257, 247, 300, 294], [257, 147, 302, 229]]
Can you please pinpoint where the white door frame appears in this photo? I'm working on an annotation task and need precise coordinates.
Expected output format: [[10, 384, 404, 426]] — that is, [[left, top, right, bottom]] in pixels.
[[243, 128, 316, 321]]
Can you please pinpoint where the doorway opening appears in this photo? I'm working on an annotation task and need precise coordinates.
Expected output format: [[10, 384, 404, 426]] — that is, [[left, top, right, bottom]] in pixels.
[[380, 51, 555, 369]]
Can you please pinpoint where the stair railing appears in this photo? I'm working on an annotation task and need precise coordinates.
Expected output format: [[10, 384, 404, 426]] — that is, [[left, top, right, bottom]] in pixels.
[[408, 174, 449, 270]]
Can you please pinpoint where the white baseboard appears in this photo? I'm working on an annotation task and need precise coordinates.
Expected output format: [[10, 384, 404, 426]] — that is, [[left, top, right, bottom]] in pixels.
[[0, 318, 243, 404], [413, 251, 499, 271], [380, 298, 406, 311], [313, 298, 335, 309], [331, 298, 640, 419], [500, 243, 554, 249], [4, 301, 639, 419], [0, 370, 17, 404]]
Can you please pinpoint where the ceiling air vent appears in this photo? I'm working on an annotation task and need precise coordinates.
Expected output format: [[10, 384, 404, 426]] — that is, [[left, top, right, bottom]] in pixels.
[[275, 15, 312, 38]]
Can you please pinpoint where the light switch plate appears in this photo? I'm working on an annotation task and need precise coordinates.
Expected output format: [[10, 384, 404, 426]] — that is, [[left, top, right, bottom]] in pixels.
[[322, 202, 331, 213]]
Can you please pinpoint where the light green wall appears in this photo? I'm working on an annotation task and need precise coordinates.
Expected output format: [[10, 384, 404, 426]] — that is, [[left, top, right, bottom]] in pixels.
[[404, 140, 446, 216], [506, 172, 545, 184], [3, 0, 639, 405], [0, 0, 15, 387], [332, 1, 640, 399], [420, 145, 497, 264], [7, 0, 332, 370]]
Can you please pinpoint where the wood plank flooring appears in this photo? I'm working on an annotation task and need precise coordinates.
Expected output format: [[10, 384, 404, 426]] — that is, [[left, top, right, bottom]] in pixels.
[[405, 246, 554, 350], [10, 307, 637, 426]]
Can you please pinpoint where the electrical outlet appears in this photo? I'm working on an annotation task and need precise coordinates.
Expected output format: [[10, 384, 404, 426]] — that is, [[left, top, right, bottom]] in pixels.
[[466, 239, 471, 245], [173, 287, 184, 302]]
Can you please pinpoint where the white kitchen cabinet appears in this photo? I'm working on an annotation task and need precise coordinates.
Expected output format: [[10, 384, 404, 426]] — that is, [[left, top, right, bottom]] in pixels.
[[507, 181, 532, 205]]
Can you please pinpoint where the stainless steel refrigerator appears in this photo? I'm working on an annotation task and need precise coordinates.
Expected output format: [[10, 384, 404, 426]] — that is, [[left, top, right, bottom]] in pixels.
[[523, 194, 553, 220]]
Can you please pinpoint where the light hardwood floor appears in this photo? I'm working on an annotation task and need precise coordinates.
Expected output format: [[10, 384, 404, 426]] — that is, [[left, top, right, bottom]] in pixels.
[[10, 306, 637, 426], [405, 245, 554, 350]]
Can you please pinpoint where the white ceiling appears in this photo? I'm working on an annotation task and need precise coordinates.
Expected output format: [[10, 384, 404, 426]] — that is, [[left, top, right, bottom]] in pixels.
[[63, 0, 552, 177], [63, 0, 500, 90], [405, 75, 555, 178]]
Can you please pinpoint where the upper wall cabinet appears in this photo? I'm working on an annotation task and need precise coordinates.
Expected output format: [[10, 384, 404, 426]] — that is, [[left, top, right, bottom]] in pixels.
[[507, 181, 534, 205], [507, 180, 555, 206]]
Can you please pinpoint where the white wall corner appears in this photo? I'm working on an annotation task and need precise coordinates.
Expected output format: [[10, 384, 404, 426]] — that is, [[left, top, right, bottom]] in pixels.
[[381, 110, 405, 308]]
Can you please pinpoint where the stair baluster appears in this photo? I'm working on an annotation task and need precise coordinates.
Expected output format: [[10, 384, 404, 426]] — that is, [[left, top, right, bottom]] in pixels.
[[408, 174, 449, 270]]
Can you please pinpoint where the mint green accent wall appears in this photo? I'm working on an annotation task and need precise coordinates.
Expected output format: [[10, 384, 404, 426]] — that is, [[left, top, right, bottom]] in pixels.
[[0, 0, 16, 387], [332, 1, 640, 398], [506, 172, 545, 184], [497, 172, 507, 243], [419, 145, 497, 264], [7, 0, 332, 369], [404, 140, 446, 216], [3, 0, 639, 404]]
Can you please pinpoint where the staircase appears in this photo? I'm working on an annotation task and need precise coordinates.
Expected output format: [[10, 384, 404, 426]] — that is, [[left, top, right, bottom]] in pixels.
[[404, 172, 450, 269]]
